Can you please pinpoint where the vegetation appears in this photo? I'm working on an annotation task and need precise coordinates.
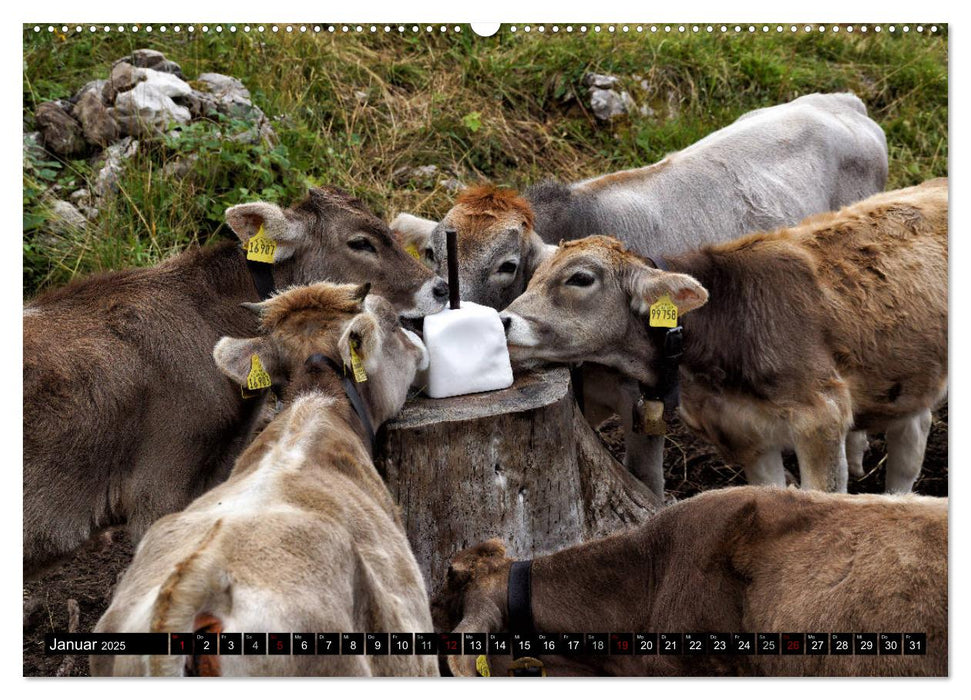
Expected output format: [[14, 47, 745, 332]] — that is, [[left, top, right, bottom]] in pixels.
[[23, 24, 948, 297]]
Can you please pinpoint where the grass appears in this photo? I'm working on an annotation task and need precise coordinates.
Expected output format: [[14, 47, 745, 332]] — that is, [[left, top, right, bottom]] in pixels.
[[22, 24, 948, 298]]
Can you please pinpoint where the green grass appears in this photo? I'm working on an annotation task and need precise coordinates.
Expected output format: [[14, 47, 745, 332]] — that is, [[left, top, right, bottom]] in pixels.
[[22, 25, 948, 298]]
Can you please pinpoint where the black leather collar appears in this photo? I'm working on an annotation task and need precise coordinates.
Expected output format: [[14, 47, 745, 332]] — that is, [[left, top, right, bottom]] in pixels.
[[246, 257, 276, 301], [641, 252, 683, 413], [641, 325, 684, 413], [312, 354, 377, 453], [507, 560, 535, 635]]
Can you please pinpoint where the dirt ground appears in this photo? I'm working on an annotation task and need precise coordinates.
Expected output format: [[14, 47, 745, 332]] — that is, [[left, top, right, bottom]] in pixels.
[[23, 404, 948, 677]]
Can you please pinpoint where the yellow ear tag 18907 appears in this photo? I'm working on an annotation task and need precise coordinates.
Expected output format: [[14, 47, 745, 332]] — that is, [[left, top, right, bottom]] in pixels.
[[404, 242, 422, 261], [649, 293, 678, 328], [349, 341, 368, 383], [475, 654, 491, 677], [245, 224, 277, 264], [246, 354, 272, 391]]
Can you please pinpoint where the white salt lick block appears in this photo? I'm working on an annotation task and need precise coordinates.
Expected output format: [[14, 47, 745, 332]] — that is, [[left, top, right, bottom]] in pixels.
[[423, 301, 514, 399]]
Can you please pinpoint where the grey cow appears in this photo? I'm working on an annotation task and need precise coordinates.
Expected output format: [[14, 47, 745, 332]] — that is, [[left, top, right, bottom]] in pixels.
[[393, 92, 888, 497]]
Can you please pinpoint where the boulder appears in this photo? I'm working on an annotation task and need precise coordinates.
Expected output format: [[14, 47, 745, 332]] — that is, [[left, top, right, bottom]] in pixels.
[[35, 102, 85, 157], [73, 90, 119, 147], [589, 88, 636, 122], [102, 62, 145, 104], [583, 72, 619, 90], [47, 200, 87, 234], [113, 49, 183, 77], [111, 68, 192, 136], [93, 137, 138, 196]]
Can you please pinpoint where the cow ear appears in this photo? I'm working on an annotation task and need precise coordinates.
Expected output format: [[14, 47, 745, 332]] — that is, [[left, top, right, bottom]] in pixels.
[[213, 336, 278, 386], [626, 264, 708, 317], [525, 231, 558, 277], [225, 201, 302, 262], [390, 213, 438, 268], [338, 313, 380, 371]]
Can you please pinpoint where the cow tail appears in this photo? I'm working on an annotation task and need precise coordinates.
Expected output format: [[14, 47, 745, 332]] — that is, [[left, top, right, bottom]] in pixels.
[[147, 519, 227, 676]]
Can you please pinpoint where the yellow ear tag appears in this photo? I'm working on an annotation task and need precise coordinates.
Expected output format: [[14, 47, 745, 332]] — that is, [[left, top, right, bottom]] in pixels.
[[475, 654, 491, 677], [245, 224, 277, 264], [404, 242, 422, 261], [246, 354, 272, 391], [349, 341, 368, 383], [648, 294, 678, 328]]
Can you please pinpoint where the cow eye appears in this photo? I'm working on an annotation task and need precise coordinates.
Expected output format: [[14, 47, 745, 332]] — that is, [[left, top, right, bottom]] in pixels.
[[348, 237, 377, 254], [424, 247, 435, 262], [565, 271, 596, 287], [497, 261, 518, 275]]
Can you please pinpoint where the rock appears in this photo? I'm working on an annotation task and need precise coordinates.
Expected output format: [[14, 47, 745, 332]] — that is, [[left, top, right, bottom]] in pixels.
[[393, 164, 439, 187], [113, 48, 183, 77], [638, 104, 656, 118], [68, 189, 99, 220], [183, 72, 276, 144], [112, 68, 193, 136], [583, 72, 619, 89], [162, 154, 199, 179], [71, 79, 107, 104], [438, 177, 463, 194], [93, 137, 138, 196], [102, 62, 145, 104], [73, 90, 119, 147], [589, 88, 636, 122], [47, 200, 87, 234], [35, 101, 86, 156]]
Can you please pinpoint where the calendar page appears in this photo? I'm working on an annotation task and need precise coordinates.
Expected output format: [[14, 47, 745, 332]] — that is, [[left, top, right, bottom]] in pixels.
[[22, 19, 948, 680]]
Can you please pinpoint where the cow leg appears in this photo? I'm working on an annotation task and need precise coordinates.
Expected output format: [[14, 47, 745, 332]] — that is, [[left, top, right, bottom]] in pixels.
[[624, 432, 666, 499], [794, 431, 849, 492], [884, 409, 932, 494], [743, 450, 786, 487], [846, 430, 868, 478], [615, 381, 666, 498]]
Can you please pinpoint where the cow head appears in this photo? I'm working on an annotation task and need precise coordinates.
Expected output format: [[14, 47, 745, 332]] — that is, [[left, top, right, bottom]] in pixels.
[[213, 282, 428, 425], [225, 187, 449, 318], [391, 186, 557, 310], [499, 235, 708, 386], [432, 538, 512, 677]]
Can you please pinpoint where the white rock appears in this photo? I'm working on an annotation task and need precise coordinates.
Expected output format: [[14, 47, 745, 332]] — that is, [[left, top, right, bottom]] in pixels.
[[48, 200, 86, 233], [94, 137, 139, 196], [112, 68, 192, 134], [590, 88, 636, 121], [423, 301, 514, 399], [583, 72, 619, 89]]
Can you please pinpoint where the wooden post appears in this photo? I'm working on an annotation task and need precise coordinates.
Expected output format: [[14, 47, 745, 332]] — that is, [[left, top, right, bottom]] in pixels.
[[375, 366, 660, 599]]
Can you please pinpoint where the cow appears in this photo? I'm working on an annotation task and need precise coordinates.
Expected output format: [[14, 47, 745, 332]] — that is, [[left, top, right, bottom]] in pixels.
[[392, 92, 888, 493], [500, 180, 947, 494], [435, 486, 947, 677], [91, 282, 438, 676], [23, 186, 449, 578]]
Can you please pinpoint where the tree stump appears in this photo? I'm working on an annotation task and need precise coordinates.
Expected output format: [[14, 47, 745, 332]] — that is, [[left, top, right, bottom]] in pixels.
[[376, 366, 660, 599]]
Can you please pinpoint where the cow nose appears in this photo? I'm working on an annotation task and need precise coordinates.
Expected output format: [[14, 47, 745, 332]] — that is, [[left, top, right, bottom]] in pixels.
[[432, 279, 449, 301], [501, 315, 512, 334]]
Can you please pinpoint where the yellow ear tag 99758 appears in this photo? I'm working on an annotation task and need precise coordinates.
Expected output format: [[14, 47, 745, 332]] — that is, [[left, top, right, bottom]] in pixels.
[[404, 242, 422, 261], [246, 354, 273, 391], [475, 654, 491, 677], [649, 294, 678, 328], [245, 224, 277, 264], [349, 341, 368, 383]]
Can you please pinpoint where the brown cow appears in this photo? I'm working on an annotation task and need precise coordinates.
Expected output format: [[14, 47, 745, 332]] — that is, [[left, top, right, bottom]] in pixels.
[[24, 186, 448, 577], [500, 180, 947, 493], [91, 282, 437, 676], [436, 486, 947, 677]]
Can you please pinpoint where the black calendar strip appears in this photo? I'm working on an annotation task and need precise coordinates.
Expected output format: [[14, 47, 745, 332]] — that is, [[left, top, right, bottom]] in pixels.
[[44, 632, 927, 656]]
